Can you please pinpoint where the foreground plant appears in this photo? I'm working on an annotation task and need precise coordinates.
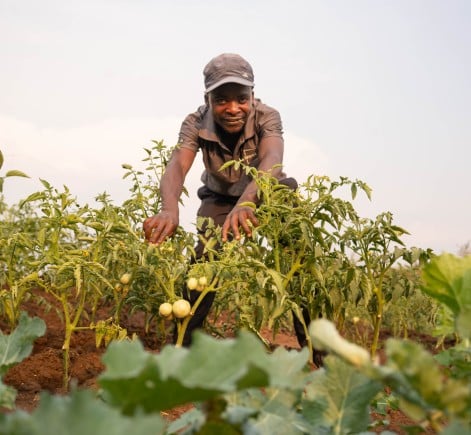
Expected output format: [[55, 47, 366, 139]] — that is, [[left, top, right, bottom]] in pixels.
[[3, 313, 468, 434], [310, 253, 471, 433], [0, 312, 45, 409]]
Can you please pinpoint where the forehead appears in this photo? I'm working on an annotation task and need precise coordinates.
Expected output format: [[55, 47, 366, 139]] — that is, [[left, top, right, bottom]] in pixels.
[[210, 83, 253, 98]]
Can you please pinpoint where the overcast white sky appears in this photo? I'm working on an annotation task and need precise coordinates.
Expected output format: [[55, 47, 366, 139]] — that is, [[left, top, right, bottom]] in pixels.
[[1, 0, 470, 254]]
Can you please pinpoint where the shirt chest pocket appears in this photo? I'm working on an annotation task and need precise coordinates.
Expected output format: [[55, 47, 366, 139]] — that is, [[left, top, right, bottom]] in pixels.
[[241, 147, 258, 165]]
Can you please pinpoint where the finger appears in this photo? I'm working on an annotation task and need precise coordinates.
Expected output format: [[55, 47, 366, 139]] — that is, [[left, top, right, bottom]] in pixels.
[[143, 217, 156, 240], [248, 212, 259, 227], [239, 215, 252, 237], [156, 223, 171, 244], [221, 218, 231, 242], [231, 214, 241, 240], [149, 225, 163, 244], [156, 221, 177, 245]]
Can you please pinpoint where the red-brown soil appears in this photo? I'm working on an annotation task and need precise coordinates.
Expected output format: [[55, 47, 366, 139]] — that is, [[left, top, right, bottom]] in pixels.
[[1, 290, 437, 434]]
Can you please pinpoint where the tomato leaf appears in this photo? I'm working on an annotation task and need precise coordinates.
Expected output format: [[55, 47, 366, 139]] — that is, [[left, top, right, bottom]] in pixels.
[[5, 169, 29, 178]]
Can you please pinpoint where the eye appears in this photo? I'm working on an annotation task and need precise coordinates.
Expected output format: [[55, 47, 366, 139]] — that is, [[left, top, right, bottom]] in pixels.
[[238, 96, 249, 104]]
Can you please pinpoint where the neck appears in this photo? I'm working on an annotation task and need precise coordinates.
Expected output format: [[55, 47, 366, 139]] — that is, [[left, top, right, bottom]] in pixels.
[[216, 124, 241, 150]]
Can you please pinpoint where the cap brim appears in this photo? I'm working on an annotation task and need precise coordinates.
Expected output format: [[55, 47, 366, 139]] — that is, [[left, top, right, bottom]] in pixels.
[[205, 76, 254, 93]]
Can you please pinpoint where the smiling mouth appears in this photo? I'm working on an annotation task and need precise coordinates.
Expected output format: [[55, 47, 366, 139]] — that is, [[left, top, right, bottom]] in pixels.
[[223, 118, 244, 125]]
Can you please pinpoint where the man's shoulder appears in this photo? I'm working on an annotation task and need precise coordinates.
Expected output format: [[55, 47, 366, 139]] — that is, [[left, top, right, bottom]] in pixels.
[[183, 104, 209, 127], [252, 99, 282, 131], [253, 98, 280, 116], [253, 99, 281, 126]]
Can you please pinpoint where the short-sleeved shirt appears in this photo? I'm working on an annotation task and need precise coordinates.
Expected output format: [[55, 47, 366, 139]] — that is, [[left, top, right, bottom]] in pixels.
[[178, 99, 284, 197]]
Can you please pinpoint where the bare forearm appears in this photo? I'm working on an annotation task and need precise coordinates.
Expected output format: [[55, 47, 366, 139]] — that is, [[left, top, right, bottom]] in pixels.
[[160, 163, 185, 213], [143, 147, 195, 244]]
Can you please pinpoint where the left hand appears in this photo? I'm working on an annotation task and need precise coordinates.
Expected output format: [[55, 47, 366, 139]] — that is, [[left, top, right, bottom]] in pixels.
[[222, 205, 259, 242]]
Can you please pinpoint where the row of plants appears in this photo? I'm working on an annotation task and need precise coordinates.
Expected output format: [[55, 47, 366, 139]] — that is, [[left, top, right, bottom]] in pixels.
[[0, 253, 469, 433], [1, 144, 437, 388], [1, 144, 470, 432]]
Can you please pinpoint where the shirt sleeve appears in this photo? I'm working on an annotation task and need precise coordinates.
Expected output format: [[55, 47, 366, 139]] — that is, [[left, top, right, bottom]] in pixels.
[[177, 110, 201, 153], [257, 104, 284, 139]]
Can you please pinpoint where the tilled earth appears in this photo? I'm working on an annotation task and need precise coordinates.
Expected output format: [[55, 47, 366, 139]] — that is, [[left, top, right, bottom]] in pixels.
[[1, 290, 436, 433]]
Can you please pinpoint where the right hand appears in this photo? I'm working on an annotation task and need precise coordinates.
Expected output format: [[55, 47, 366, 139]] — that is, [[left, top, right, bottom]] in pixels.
[[221, 205, 259, 242], [143, 210, 179, 245]]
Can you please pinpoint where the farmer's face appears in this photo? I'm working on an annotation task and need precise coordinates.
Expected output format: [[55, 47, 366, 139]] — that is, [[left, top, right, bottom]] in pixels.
[[208, 83, 253, 134]]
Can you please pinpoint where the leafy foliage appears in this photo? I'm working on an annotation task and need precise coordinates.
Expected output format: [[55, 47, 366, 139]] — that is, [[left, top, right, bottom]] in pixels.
[[302, 357, 381, 434], [99, 331, 310, 415], [0, 312, 45, 409], [3, 144, 467, 433], [421, 253, 471, 340], [310, 253, 471, 433], [0, 390, 165, 435]]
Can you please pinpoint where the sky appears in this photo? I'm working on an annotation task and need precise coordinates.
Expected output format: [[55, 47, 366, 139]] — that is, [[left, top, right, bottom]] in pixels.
[[1, 0, 470, 255]]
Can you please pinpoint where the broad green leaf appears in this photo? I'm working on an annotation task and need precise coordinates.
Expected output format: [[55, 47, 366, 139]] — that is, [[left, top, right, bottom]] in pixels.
[[0, 381, 17, 410], [351, 183, 357, 200], [266, 268, 285, 294], [99, 331, 310, 415], [377, 339, 471, 421], [39, 178, 51, 189], [242, 389, 314, 435], [442, 420, 471, 435], [435, 347, 471, 382], [5, 170, 29, 178], [19, 191, 44, 207], [0, 149, 3, 169], [421, 253, 471, 338], [0, 390, 165, 435], [167, 407, 205, 434], [0, 312, 46, 376], [302, 357, 381, 434]]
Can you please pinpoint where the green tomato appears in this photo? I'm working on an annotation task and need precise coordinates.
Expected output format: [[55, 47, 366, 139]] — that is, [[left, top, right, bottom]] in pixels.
[[159, 302, 173, 317], [187, 277, 198, 290], [172, 299, 191, 319], [120, 273, 132, 285]]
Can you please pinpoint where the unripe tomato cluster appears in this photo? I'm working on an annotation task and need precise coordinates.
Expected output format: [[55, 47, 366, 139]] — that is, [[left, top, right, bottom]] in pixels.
[[157, 276, 208, 322], [186, 276, 208, 292], [159, 299, 192, 320], [116, 273, 132, 296]]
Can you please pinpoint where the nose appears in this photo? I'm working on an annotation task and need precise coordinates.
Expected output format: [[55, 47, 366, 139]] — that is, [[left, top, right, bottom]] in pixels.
[[225, 100, 240, 115]]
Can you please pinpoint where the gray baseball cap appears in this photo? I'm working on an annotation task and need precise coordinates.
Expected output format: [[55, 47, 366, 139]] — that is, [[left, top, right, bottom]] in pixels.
[[203, 53, 255, 93]]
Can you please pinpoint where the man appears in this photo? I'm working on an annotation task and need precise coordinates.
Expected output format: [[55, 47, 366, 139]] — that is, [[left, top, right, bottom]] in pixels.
[[143, 53, 316, 360]]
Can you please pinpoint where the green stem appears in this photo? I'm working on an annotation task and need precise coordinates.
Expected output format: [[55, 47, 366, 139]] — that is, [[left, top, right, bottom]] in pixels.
[[175, 281, 219, 347], [273, 239, 280, 273], [283, 253, 304, 287], [60, 295, 72, 390], [60, 280, 87, 390], [370, 281, 383, 358]]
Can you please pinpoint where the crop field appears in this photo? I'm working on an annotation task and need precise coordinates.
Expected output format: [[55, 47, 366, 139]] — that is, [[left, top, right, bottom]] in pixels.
[[0, 145, 470, 434]]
